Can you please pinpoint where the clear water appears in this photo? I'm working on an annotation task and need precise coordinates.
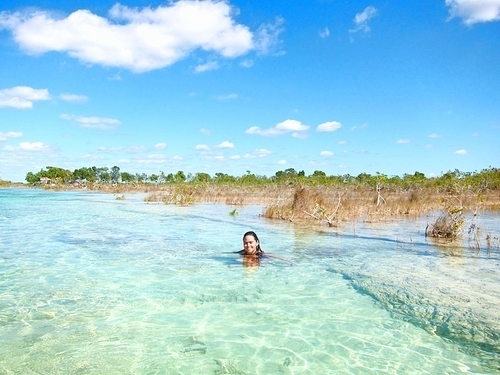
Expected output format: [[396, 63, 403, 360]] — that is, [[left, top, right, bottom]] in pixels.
[[0, 188, 499, 374]]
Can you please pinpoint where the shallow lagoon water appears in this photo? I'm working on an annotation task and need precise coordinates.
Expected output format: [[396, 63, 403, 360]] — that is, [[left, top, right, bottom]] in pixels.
[[0, 188, 499, 374]]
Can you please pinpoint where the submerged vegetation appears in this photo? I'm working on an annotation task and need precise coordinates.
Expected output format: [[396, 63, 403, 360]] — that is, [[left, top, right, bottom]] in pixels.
[[14, 165, 500, 237]]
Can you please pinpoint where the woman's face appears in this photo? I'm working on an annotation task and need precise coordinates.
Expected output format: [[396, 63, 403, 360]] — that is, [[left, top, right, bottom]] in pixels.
[[243, 234, 258, 254]]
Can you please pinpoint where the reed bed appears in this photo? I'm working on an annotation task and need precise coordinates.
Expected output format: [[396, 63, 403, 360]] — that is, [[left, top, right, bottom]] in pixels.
[[136, 184, 500, 225], [39, 182, 500, 234]]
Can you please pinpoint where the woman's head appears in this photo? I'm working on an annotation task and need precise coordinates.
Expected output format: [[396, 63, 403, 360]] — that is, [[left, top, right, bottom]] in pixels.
[[243, 231, 262, 255]]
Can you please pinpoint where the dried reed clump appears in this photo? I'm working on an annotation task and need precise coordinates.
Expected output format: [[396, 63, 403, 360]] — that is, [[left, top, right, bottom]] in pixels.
[[262, 186, 345, 226], [426, 199, 465, 239]]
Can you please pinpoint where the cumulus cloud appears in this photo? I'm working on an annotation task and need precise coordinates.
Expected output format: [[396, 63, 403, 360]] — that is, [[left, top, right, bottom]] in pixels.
[[195, 144, 210, 151], [0, 1, 283, 73], [277, 159, 286, 164], [350, 6, 378, 33], [455, 149, 468, 154], [19, 141, 49, 151], [0, 86, 50, 109], [446, 0, 500, 25], [216, 141, 234, 148], [317, 121, 341, 132], [59, 93, 88, 103], [0, 131, 23, 141], [320, 151, 334, 156], [60, 114, 120, 129], [429, 133, 441, 138], [396, 139, 410, 144], [154, 143, 167, 150], [245, 119, 309, 137]]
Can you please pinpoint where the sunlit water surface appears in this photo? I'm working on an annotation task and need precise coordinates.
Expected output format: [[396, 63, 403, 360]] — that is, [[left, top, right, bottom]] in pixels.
[[0, 188, 499, 374]]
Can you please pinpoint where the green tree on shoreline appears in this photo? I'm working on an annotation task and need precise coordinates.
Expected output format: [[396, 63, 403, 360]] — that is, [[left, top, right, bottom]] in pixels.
[[22, 165, 500, 192]]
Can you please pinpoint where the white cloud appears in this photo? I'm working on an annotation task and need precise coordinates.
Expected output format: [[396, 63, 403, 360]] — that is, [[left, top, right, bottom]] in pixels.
[[319, 27, 330, 38], [98, 146, 123, 152], [200, 128, 211, 135], [0, 131, 22, 141], [253, 148, 272, 157], [172, 155, 183, 160], [277, 159, 286, 164], [0, 86, 50, 109], [396, 139, 410, 144], [320, 151, 334, 156], [446, 0, 500, 25], [245, 119, 309, 137], [147, 153, 167, 161], [317, 121, 341, 132], [338, 140, 347, 145], [0, 1, 277, 73], [229, 154, 241, 159], [240, 59, 253, 68], [154, 143, 167, 150], [253, 16, 285, 55], [195, 61, 219, 73], [195, 144, 210, 151], [455, 149, 468, 155], [428, 133, 441, 138], [350, 6, 378, 33], [351, 123, 368, 131], [60, 114, 120, 129], [244, 148, 272, 158], [216, 141, 234, 148], [126, 146, 148, 153], [59, 93, 88, 103], [19, 141, 49, 151], [215, 93, 238, 100], [108, 72, 122, 81]]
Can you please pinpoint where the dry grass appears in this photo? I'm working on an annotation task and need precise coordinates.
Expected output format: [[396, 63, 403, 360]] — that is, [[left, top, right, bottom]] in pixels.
[[261, 186, 500, 226], [42, 183, 500, 226]]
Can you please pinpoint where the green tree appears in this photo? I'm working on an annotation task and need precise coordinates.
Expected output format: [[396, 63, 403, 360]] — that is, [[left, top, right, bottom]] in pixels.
[[120, 172, 135, 183], [174, 171, 186, 183], [25, 171, 39, 184], [150, 174, 159, 184], [110, 166, 121, 183], [192, 172, 212, 184]]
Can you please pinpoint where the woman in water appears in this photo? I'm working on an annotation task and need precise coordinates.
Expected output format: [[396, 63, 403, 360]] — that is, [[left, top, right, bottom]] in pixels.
[[238, 231, 264, 256], [236, 231, 295, 266]]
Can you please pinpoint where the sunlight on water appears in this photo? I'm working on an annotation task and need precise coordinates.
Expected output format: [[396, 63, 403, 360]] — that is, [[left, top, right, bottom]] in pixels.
[[0, 188, 499, 374]]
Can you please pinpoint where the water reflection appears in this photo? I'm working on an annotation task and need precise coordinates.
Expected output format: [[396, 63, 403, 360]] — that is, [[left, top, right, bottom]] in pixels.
[[241, 254, 261, 268]]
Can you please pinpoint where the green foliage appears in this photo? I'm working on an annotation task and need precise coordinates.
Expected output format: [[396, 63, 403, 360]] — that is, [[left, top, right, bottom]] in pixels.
[[22, 166, 500, 195]]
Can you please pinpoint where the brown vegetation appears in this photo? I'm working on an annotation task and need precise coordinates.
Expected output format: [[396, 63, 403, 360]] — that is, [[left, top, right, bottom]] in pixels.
[[132, 184, 500, 227]]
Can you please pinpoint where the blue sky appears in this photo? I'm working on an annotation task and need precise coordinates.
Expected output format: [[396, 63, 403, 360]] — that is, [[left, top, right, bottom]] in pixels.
[[1, 0, 499, 182]]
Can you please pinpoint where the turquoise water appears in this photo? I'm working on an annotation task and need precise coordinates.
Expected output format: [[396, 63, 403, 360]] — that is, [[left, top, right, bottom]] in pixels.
[[0, 188, 499, 374]]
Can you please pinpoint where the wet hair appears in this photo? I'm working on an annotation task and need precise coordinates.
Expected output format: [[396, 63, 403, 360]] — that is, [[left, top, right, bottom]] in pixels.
[[243, 231, 263, 254]]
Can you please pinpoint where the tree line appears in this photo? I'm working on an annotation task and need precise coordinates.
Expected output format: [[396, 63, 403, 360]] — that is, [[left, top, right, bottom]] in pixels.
[[21, 165, 500, 192]]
